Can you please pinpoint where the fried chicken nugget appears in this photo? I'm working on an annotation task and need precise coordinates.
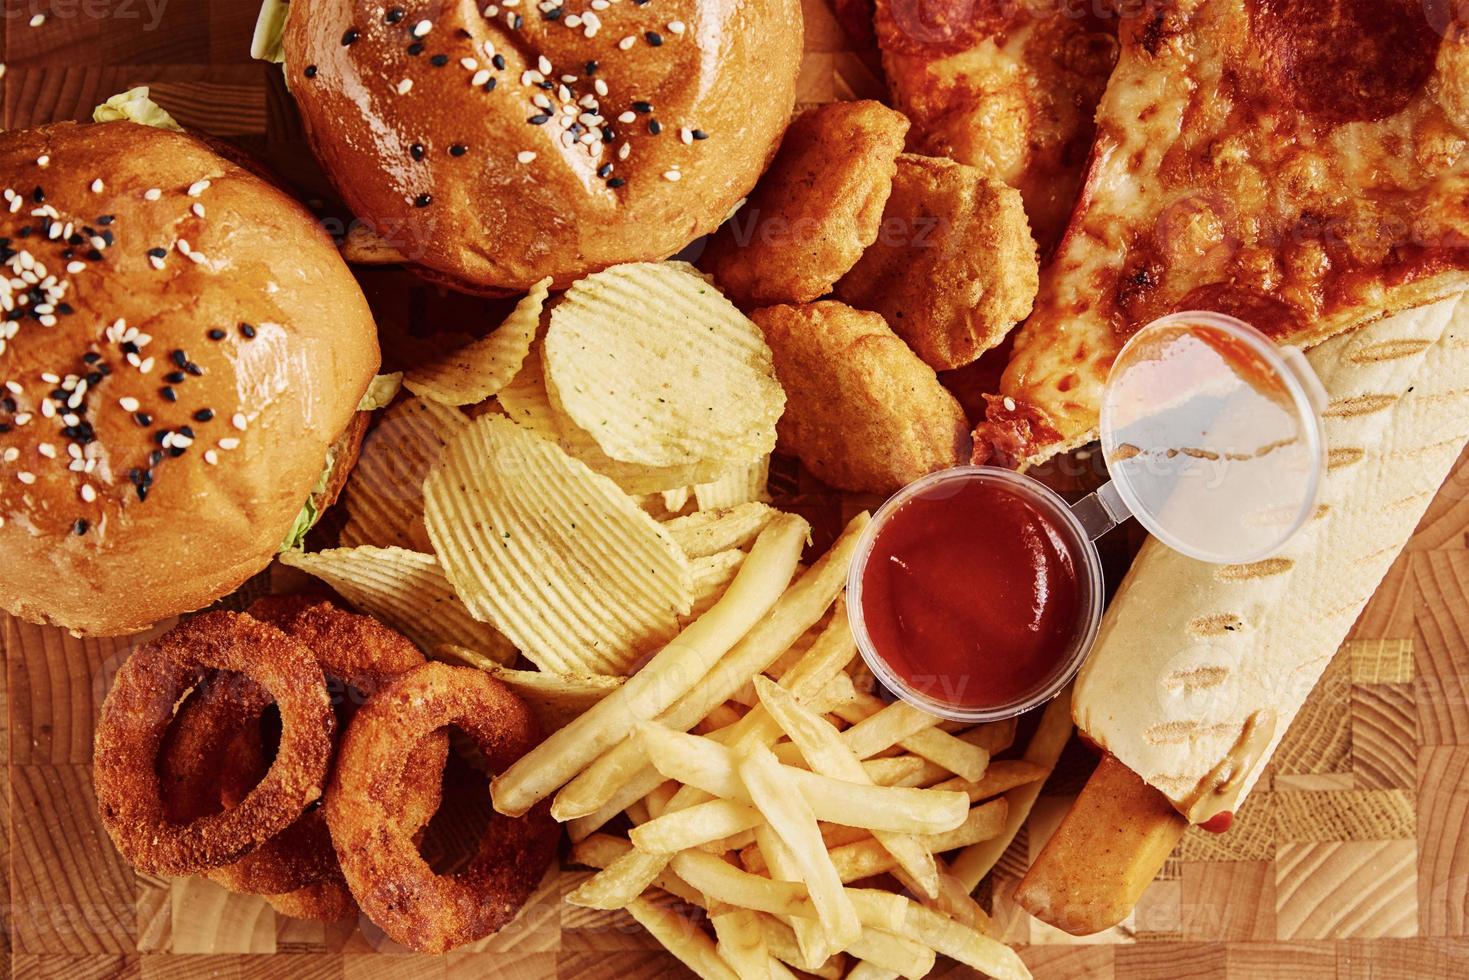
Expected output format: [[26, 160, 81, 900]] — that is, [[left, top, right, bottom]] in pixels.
[[701, 101, 909, 306], [752, 301, 968, 494], [835, 154, 1039, 371]]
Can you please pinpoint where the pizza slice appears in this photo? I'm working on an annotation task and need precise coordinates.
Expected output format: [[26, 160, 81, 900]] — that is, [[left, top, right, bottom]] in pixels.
[[975, 0, 1469, 467], [874, 0, 1119, 250]]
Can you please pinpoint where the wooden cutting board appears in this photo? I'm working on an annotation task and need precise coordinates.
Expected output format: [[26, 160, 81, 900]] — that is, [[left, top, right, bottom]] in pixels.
[[5, 1, 1469, 977]]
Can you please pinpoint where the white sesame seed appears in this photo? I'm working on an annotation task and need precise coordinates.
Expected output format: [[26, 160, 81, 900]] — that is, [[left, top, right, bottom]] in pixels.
[[565, 14, 581, 27], [66, 260, 85, 274], [502, 0, 519, 7], [618, 143, 631, 160], [36, 154, 49, 167], [484, 5, 499, 16], [176, 239, 191, 255], [84, 458, 96, 474], [517, 150, 537, 164], [412, 18, 432, 36], [397, 77, 414, 94], [16, 472, 35, 485], [90, 178, 104, 193], [80, 484, 96, 503], [119, 396, 139, 412], [471, 69, 491, 86], [667, 20, 685, 34], [12, 413, 29, 426], [37, 443, 55, 459], [591, 0, 608, 8], [618, 35, 636, 50], [67, 444, 80, 459], [28, 13, 44, 27], [2, 449, 17, 463], [204, 449, 219, 465], [680, 127, 693, 145], [218, 437, 240, 451], [595, 78, 608, 97], [40, 372, 59, 384], [231, 413, 248, 431], [173, 434, 193, 448], [460, 57, 478, 70], [618, 110, 635, 124], [4, 381, 19, 395], [148, 255, 165, 271], [139, 357, 155, 374], [187, 179, 211, 197], [62, 413, 79, 427], [187, 250, 207, 265], [40, 401, 55, 419], [144, 188, 162, 201], [1003, 397, 1017, 411], [161, 431, 176, 449], [663, 170, 682, 181]]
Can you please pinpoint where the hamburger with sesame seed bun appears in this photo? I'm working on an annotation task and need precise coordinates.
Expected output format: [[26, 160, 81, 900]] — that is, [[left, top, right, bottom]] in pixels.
[[0, 119, 381, 636], [266, 0, 802, 293]]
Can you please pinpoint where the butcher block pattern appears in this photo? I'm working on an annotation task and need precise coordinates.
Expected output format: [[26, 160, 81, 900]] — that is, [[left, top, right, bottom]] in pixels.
[[4, 1, 1469, 977]]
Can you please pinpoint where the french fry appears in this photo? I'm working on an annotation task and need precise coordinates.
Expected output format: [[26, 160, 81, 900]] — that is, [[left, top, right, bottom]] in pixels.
[[492, 513, 809, 817], [737, 742, 862, 950], [757, 914, 847, 980], [933, 759, 1052, 803], [754, 676, 939, 898], [836, 694, 991, 782], [847, 963, 900, 980], [566, 846, 675, 911], [768, 743, 923, 785], [569, 834, 703, 907], [846, 929, 937, 980], [697, 702, 746, 733], [840, 699, 944, 758], [952, 685, 1073, 892], [630, 799, 763, 854], [710, 905, 770, 980], [671, 850, 810, 919], [627, 897, 739, 980], [550, 515, 868, 819], [638, 725, 969, 835], [645, 779, 680, 820], [753, 823, 832, 970], [899, 899, 1031, 980]]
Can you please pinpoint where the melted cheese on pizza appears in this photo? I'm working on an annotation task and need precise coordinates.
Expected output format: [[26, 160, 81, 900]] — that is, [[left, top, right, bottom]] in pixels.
[[875, 0, 1119, 250], [980, 0, 1469, 465]]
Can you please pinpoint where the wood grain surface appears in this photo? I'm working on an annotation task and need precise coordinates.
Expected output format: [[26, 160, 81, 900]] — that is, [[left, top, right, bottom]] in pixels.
[[5, 1, 1469, 977]]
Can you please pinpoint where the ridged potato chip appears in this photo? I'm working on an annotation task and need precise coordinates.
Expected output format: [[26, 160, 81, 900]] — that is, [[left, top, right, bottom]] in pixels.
[[544, 262, 785, 468], [694, 456, 771, 511], [404, 278, 552, 406], [340, 398, 468, 551], [663, 502, 778, 559], [501, 346, 729, 494], [423, 415, 695, 676], [279, 545, 516, 663], [436, 646, 625, 732]]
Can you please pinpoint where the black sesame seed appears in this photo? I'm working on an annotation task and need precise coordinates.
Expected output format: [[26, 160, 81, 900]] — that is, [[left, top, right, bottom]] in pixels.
[[73, 519, 89, 536], [170, 350, 188, 369], [82, 352, 102, 364], [410, 143, 426, 161], [537, 80, 553, 90], [304, 65, 319, 79], [185, 362, 203, 377], [148, 451, 164, 467], [120, 341, 139, 355], [430, 53, 449, 67], [1, 397, 13, 412], [386, 7, 405, 23], [0, 423, 9, 434], [97, 215, 114, 225], [450, 143, 468, 156], [31, 186, 44, 203], [160, 386, 177, 402], [85, 249, 103, 262], [134, 412, 152, 427], [137, 485, 149, 502], [407, 41, 425, 55], [168, 446, 186, 458], [585, 60, 598, 74], [483, 77, 497, 92], [193, 408, 214, 422], [341, 28, 360, 45], [632, 101, 653, 113], [147, 247, 167, 258], [646, 31, 663, 45], [98, 364, 112, 377], [492, 53, 506, 70], [153, 430, 169, 446], [85, 371, 103, 386], [414, 193, 433, 208], [239, 323, 257, 339], [692, 129, 709, 140], [129, 468, 145, 486], [208, 328, 226, 340], [164, 371, 186, 384], [607, 177, 626, 188], [509, 13, 522, 28], [528, 113, 551, 125], [648, 119, 662, 135], [597, 163, 613, 178], [544, 6, 562, 19], [179, 425, 195, 439], [602, 127, 616, 142]]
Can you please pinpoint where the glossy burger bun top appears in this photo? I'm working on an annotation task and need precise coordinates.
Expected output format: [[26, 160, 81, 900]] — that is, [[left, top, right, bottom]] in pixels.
[[283, 0, 803, 293], [0, 121, 380, 636]]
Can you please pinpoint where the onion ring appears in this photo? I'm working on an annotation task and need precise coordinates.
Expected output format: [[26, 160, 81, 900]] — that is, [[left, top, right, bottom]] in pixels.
[[161, 596, 449, 903], [94, 611, 334, 875], [265, 879, 359, 922], [324, 662, 560, 953]]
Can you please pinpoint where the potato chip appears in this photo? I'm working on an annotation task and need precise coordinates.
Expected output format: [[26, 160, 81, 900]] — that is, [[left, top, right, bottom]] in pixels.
[[279, 545, 516, 663], [500, 345, 729, 494], [690, 549, 747, 619], [339, 398, 468, 552], [404, 278, 552, 406], [435, 645, 625, 732], [543, 262, 785, 468], [661, 485, 693, 515], [663, 502, 778, 559], [694, 456, 771, 511], [423, 415, 695, 675]]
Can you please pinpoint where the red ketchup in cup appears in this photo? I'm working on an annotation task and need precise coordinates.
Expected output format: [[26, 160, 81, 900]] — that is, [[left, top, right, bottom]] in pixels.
[[848, 467, 1104, 722]]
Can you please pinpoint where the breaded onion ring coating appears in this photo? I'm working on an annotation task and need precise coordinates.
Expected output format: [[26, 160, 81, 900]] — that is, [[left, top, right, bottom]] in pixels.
[[94, 611, 334, 875], [324, 662, 560, 953]]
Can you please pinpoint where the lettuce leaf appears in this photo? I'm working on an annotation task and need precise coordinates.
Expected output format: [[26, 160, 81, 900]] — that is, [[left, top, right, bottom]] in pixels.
[[92, 88, 184, 132], [280, 443, 337, 553], [252, 0, 289, 64], [358, 372, 403, 412]]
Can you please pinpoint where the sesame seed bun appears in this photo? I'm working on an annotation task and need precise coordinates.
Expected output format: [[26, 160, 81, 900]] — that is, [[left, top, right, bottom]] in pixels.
[[0, 121, 380, 636], [281, 0, 803, 293]]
